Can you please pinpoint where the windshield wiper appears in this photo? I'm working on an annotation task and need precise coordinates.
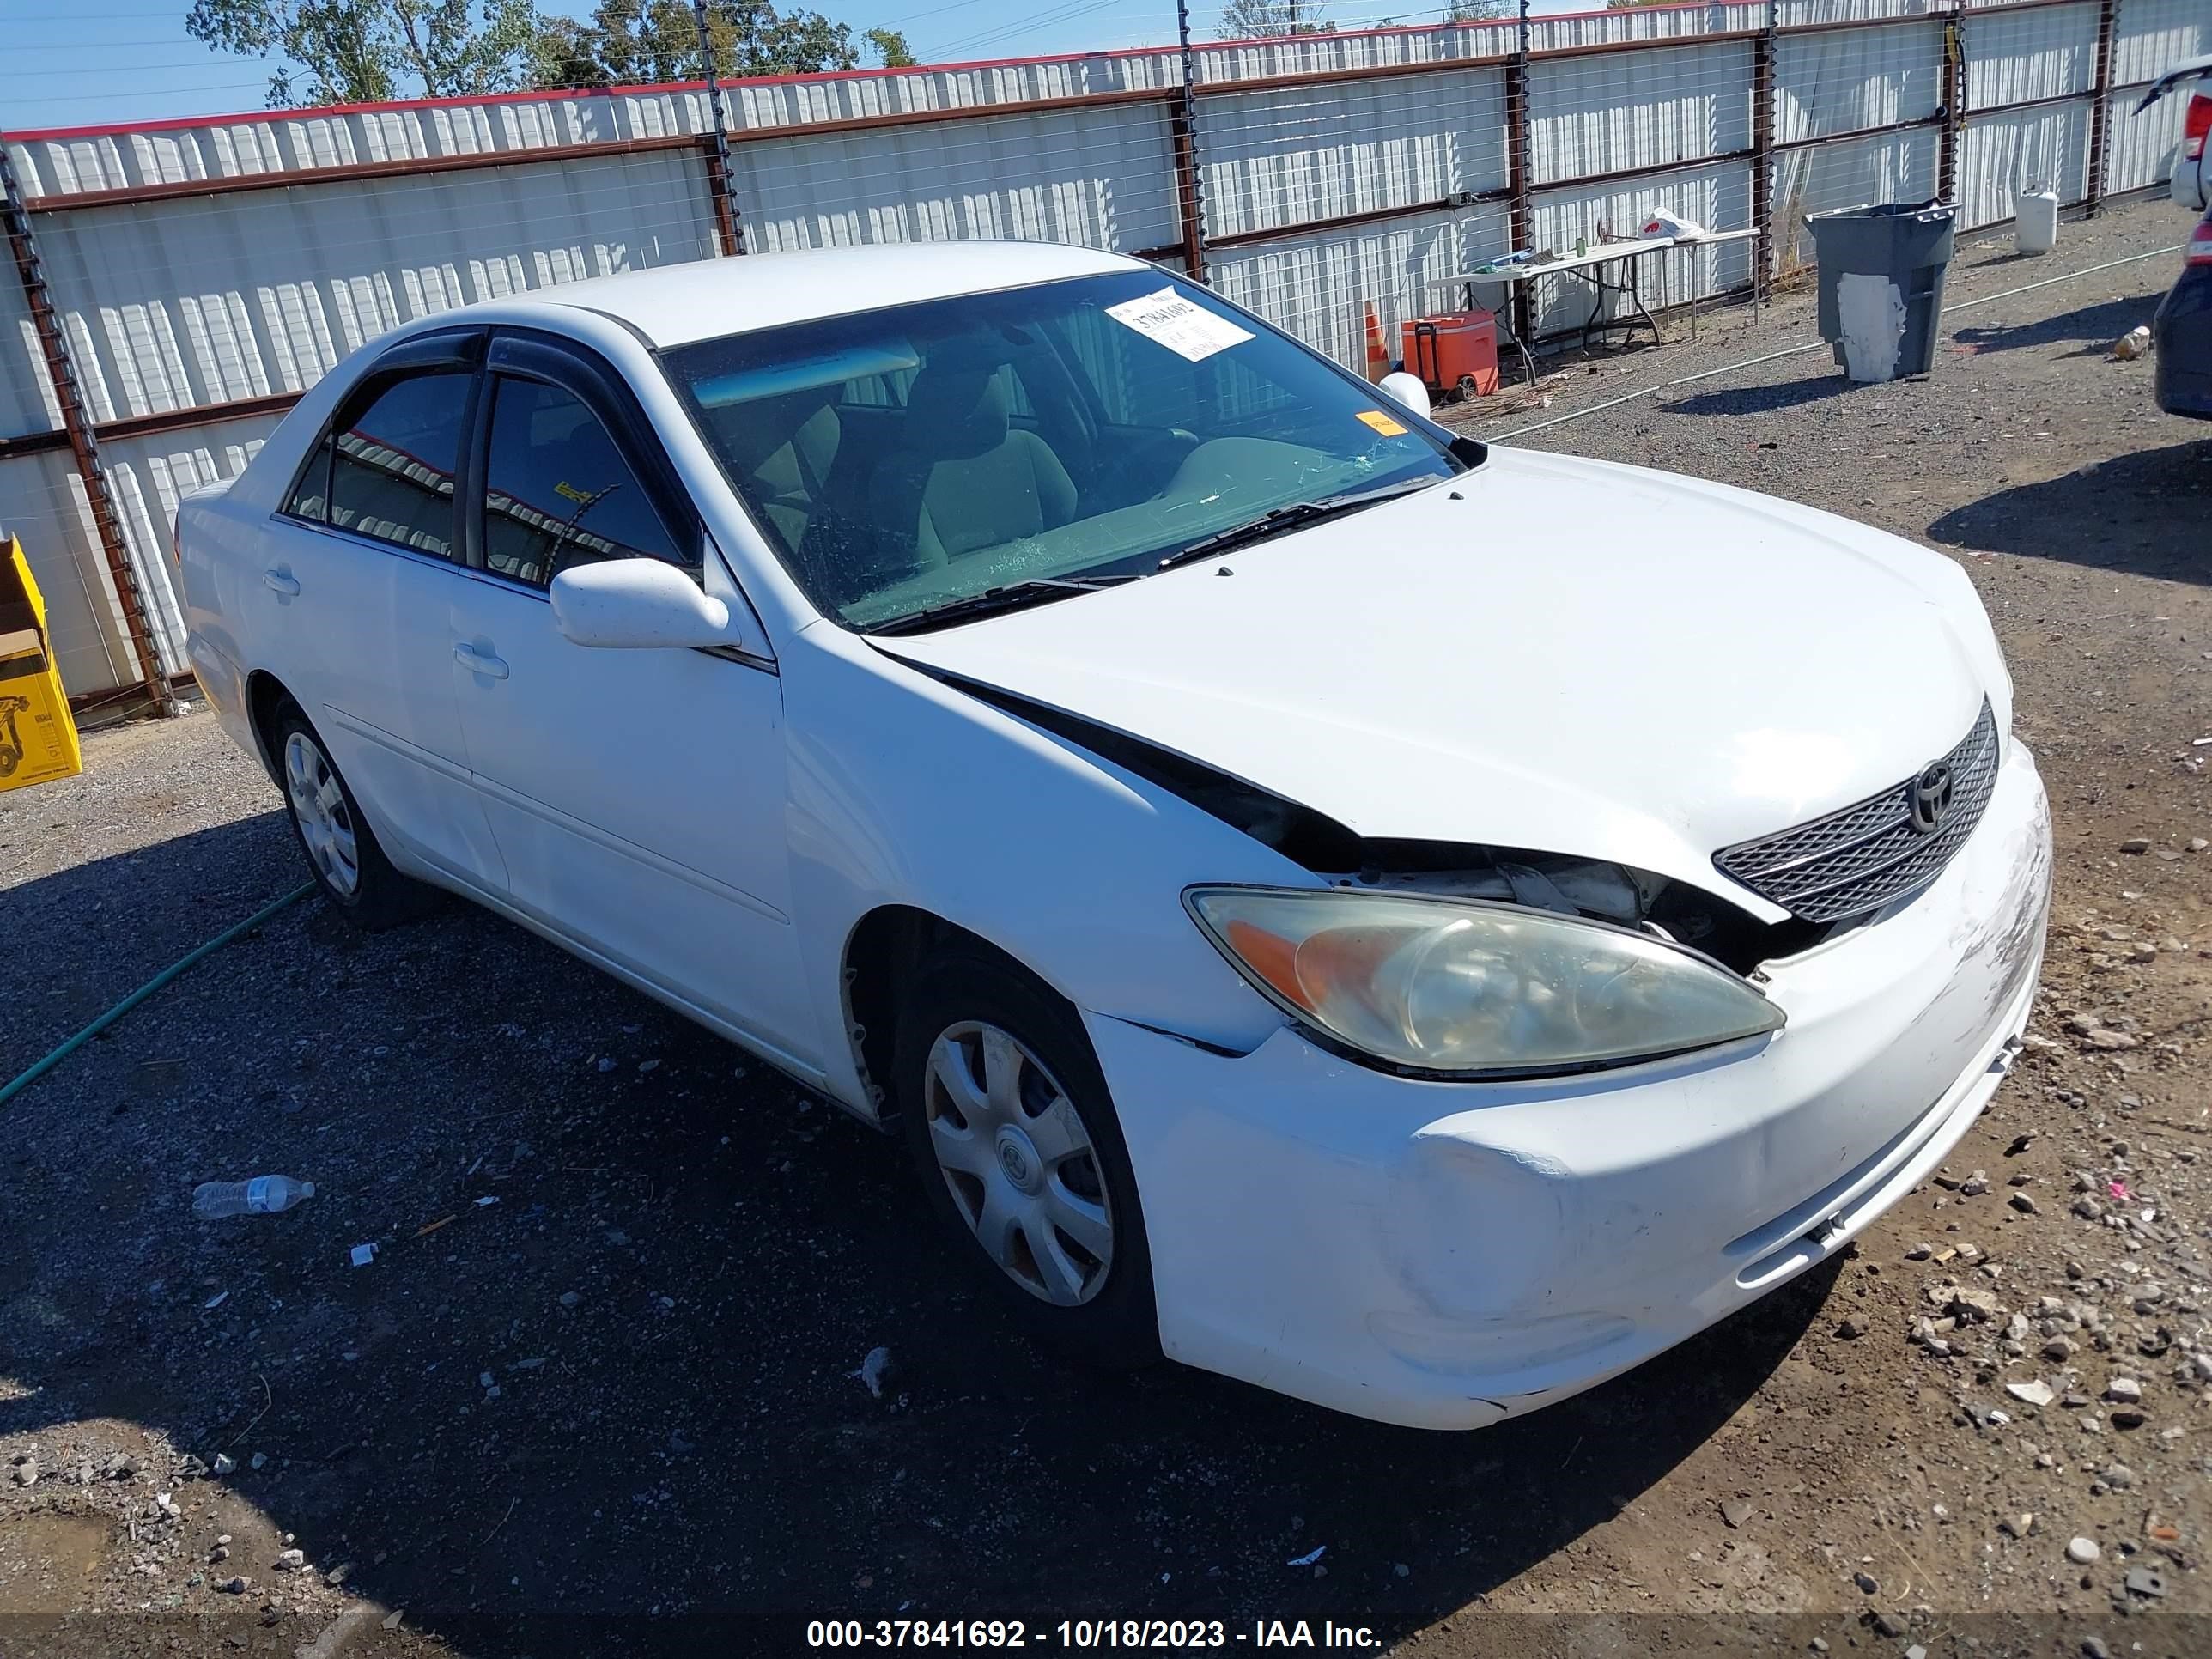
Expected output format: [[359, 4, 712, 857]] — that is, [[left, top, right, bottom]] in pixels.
[[866, 574, 1139, 637], [1154, 477, 1441, 572]]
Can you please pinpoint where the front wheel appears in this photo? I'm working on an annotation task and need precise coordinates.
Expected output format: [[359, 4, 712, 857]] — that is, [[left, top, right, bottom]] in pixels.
[[895, 952, 1159, 1367]]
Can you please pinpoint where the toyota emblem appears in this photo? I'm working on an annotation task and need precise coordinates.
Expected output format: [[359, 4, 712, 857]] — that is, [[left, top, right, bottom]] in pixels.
[[1905, 761, 1955, 836]]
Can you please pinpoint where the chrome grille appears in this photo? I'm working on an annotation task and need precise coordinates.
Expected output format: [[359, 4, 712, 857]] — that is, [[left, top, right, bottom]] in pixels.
[[1713, 702, 2001, 924]]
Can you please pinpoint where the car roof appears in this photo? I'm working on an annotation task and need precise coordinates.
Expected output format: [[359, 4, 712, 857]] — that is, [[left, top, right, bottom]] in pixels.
[[526, 240, 1146, 348]]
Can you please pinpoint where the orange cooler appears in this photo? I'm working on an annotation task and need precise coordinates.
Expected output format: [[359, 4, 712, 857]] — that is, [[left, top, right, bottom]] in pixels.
[[1401, 311, 1500, 401]]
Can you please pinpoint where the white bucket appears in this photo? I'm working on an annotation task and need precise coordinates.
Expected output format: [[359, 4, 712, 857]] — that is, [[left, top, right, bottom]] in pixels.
[[2016, 185, 2059, 255]]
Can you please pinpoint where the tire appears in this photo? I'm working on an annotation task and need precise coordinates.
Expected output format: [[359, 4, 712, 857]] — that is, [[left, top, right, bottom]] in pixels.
[[269, 702, 438, 931], [895, 951, 1159, 1367]]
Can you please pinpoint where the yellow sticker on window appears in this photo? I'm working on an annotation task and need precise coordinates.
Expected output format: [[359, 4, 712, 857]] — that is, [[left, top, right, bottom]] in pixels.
[[1356, 410, 1408, 437]]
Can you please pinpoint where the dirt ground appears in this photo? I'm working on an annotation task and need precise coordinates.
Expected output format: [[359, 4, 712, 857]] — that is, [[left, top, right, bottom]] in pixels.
[[2, 198, 2208, 1658]]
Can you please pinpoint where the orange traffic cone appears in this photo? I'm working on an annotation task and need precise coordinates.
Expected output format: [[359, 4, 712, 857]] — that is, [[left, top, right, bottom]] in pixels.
[[1363, 303, 1390, 383]]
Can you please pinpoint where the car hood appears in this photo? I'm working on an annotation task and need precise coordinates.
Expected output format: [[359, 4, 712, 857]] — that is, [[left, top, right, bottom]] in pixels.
[[873, 447, 2005, 916]]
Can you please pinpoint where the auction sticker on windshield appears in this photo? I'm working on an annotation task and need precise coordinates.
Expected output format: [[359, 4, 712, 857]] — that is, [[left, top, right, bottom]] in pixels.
[[1106, 288, 1255, 362]]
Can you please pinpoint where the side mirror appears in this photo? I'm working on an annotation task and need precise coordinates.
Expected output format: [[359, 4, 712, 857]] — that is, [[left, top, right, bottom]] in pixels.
[[1378, 370, 1432, 418], [550, 558, 740, 649]]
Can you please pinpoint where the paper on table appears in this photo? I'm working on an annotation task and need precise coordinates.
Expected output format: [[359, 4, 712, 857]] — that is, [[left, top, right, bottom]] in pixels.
[[1106, 288, 1254, 362]]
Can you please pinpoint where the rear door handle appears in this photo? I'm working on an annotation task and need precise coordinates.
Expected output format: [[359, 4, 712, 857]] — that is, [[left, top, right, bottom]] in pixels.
[[454, 643, 509, 680], [262, 568, 301, 596]]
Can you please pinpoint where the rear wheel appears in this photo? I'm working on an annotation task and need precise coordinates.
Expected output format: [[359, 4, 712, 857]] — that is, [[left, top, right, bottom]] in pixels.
[[270, 703, 438, 930], [895, 951, 1158, 1366]]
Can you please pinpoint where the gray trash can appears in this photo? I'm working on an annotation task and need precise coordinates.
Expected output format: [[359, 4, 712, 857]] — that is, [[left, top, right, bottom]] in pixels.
[[1802, 200, 1958, 383]]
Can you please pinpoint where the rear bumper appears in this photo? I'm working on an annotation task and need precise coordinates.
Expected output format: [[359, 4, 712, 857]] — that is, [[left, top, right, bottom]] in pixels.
[[2173, 157, 2207, 216], [2154, 266, 2212, 419], [2154, 356, 2212, 420], [1091, 741, 2051, 1429]]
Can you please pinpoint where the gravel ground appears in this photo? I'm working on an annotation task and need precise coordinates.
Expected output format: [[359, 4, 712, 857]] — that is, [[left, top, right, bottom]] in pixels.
[[2, 197, 2208, 1658]]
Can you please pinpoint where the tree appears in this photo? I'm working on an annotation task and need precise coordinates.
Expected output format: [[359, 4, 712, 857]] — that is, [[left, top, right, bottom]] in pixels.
[[1443, 0, 1514, 18], [1218, 0, 1335, 40], [193, 0, 915, 107], [548, 0, 911, 82], [188, 0, 547, 105], [864, 26, 915, 67]]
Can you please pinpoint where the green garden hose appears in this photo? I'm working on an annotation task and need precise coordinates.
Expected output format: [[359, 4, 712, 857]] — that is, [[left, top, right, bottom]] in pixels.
[[0, 880, 315, 1108]]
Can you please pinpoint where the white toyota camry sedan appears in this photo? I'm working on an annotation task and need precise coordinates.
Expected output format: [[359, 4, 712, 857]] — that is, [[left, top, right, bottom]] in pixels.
[[178, 240, 2051, 1429]]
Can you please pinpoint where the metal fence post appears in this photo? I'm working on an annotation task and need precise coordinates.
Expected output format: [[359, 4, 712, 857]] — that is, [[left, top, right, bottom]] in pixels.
[[1507, 0, 1535, 355], [2086, 0, 2118, 215], [1940, 1, 1965, 207], [0, 139, 179, 715], [1172, 0, 1211, 283], [690, 0, 749, 255], [1753, 0, 1778, 302]]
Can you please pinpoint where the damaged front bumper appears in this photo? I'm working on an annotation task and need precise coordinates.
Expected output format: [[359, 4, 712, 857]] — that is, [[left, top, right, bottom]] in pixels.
[[1087, 740, 2053, 1430]]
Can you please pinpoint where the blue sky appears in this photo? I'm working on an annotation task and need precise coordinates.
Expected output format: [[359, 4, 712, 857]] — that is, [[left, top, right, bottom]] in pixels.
[[12, 0, 1590, 133]]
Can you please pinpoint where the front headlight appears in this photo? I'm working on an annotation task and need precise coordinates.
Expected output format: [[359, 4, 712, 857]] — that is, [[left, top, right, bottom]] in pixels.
[[1187, 886, 1784, 1077]]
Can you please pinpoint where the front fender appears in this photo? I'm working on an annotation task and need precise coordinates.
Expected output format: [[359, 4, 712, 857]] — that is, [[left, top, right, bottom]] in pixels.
[[780, 620, 1300, 1112]]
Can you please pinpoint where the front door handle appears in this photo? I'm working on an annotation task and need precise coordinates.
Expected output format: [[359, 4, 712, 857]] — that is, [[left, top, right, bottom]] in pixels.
[[262, 568, 301, 596], [454, 643, 509, 680]]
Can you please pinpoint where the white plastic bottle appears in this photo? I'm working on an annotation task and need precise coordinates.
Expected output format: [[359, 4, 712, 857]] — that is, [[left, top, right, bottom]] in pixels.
[[192, 1176, 316, 1218], [2015, 185, 2059, 256]]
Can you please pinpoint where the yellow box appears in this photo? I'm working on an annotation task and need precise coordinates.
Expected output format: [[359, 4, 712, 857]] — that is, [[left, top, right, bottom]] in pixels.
[[0, 533, 85, 793]]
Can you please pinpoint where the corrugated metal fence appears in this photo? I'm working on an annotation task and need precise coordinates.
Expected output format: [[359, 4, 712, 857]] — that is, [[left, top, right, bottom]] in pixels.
[[3, 0, 2205, 701]]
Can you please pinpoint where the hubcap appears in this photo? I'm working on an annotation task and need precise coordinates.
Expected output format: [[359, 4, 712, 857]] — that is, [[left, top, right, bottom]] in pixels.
[[994, 1126, 1042, 1193], [283, 731, 360, 898], [922, 1022, 1114, 1306]]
